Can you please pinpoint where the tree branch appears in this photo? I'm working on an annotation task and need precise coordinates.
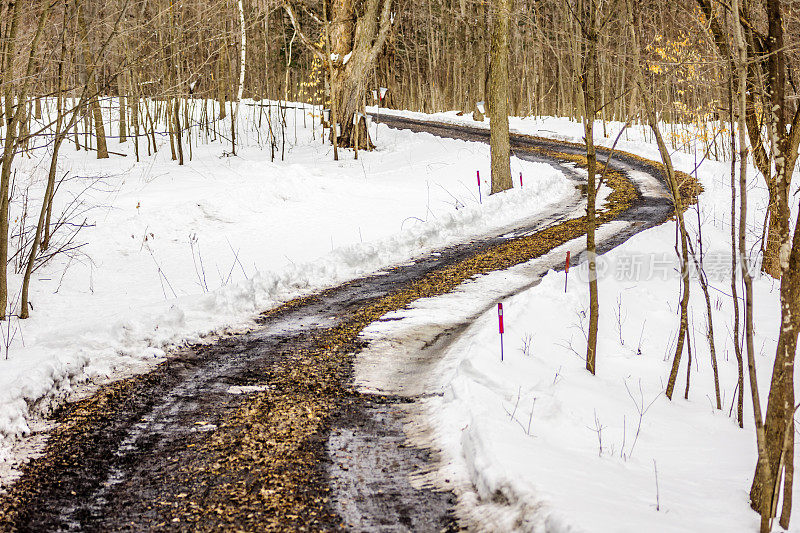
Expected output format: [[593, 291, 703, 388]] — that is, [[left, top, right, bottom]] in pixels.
[[367, 0, 393, 63], [282, 3, 326, 62]]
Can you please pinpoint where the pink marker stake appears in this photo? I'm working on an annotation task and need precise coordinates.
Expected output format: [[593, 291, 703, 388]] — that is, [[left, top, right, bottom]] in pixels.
[[477, 170, 482, 204], [520, 172, 523, 188], [565, 251, 571, 292], [498, 303, 505, 361]]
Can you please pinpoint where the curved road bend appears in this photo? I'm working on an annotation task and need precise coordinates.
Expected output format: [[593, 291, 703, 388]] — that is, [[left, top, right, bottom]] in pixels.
[[0, 116, 674, 532]]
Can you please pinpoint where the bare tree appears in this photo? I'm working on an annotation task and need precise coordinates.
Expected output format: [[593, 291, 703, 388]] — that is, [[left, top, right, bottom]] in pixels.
[[727, 58, 745, 429], [284, 0, 394, 150], [625, 0, 691, 399], [730, 1, 772, 529], [231, 0, 246, 155], [488, 0, 512, 194], [0, 0, 51, 319], [569, 0, 614, 375], [76, 0, 109, 159], [581, 0, 600, 375]]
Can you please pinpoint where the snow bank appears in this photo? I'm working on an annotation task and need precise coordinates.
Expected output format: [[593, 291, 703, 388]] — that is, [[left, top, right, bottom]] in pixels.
[[400, 113, 798, 531]]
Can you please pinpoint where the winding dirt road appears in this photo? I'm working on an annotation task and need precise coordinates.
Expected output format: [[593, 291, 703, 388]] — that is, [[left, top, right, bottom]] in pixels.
[[0, 115, 677, 532]]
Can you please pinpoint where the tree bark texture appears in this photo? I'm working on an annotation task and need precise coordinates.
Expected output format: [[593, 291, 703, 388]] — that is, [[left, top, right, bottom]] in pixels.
[[488, 0, 512, 194], [582, 0, 599, 374]]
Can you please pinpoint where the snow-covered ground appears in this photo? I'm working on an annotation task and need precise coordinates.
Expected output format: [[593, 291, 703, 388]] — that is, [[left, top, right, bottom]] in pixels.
[[3, 99, 795, 532], [0, 100, 573, 481], [362, 110, 797, 531]]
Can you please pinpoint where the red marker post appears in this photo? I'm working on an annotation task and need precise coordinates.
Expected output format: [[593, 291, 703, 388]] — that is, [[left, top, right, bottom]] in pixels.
[[564, 251, 571, 292], [519, 172, 523, 188], [477, 170, 482, 204], [498, 303, 505, 361]]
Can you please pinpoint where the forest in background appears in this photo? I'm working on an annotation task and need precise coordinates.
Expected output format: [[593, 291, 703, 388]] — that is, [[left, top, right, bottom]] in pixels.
[[6, 0, 797, 147]]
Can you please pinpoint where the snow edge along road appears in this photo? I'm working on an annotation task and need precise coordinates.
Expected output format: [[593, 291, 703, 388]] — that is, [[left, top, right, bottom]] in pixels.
[[351, 114, 680, 530]]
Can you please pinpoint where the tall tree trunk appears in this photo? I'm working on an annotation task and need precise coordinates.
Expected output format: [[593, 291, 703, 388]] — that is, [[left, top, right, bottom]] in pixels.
[[726, 2, 772, 530], [771, 212, 800, 526], [0, 0, 50, 319], [21, 9, 67, 318], [216, 42, 227, 120], [625, 0, 691, 399], [488, 0, 512, 194], [118, 72, 126, 142], [77, 0, 109, 159], [0, 0, 22, 321], [232, 0, 246, 156], [322, 1, 338, 161], [749, 0, 799, 524], [130, 70, 139, 162], [758, 0, 793, 281], [728, 59, 745, 428], [581, 0, 599, 375]]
